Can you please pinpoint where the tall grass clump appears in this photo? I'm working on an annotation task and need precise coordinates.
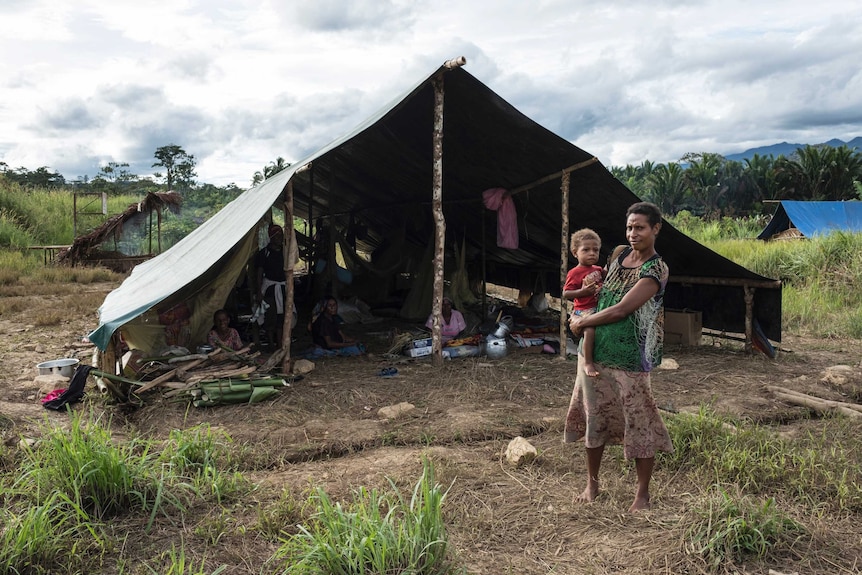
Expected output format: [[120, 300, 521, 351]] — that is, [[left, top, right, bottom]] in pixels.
[[13, 409, 182, 521], [0, 491, 105, 574], [160, 424, 252, 504], [275, 458, 460, 575], [685, 488, 805, 569]]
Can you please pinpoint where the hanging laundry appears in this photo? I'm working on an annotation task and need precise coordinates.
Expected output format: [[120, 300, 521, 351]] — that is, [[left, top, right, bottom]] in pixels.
[[482, 188, 519, 249]]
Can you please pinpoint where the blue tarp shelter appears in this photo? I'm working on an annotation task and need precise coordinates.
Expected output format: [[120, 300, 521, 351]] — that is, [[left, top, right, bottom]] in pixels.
[[758, 201, 862, 239]]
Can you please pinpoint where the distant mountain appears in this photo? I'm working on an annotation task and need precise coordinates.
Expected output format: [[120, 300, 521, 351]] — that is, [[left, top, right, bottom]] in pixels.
[[723, 137, 862, 162]]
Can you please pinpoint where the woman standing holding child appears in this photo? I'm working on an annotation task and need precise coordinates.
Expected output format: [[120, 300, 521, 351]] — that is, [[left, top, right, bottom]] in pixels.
[[565, 202, 673, 512]]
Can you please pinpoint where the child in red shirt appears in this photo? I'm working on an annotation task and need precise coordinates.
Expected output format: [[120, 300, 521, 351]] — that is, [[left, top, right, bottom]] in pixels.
[[563, 228, 605, 377]]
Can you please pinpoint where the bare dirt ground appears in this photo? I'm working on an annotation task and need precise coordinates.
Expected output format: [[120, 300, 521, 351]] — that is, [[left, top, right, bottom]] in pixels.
[[2, 281, 862, 574]]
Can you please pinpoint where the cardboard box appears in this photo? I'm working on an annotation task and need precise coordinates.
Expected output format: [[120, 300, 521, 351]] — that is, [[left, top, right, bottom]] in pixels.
[[664, 308, 702, 346]]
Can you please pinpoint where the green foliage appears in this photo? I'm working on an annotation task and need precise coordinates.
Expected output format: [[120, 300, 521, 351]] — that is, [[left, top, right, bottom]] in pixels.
[[276, 458, 460, 575], [612, 144, 862, 218], [0, 165, 66, 187], [0, 492, 104, 574], [257, 488, 311, 540], [160, 424, 252, 504], [14, 410, 170, 519], [704, 231, 862, 338], [1, 413, 264, 572], [0, 208, 37, 248], [668, 211, 765, 241], [662, 407, 862, 511], [153, 144, 197, 191], [685, 488, 804, 569], [142, 544, 227, 575], [252, 157, 292, 187], [1, 170, 245, 266], [0, 179, 76, 244]]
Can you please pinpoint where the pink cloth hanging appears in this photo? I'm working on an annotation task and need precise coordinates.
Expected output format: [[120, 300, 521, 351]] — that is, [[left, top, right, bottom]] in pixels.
[[482, 187, 519, 249]]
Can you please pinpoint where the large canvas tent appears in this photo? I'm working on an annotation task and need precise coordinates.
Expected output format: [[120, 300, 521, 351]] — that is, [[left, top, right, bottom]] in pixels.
[[90, 62, 782, 354], [757, 200, 862, 240]]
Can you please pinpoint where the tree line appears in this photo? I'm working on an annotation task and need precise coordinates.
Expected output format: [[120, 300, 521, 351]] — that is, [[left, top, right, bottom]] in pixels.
[[3, 142, 860, 221], [613, 144, 862, 219]]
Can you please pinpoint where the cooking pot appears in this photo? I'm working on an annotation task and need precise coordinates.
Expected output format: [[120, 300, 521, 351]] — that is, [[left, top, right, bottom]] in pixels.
[[485, 336, 508, 359], [492, 316, 513, 338], [37, 358, 80, 378], [197, 344, 215, 355]]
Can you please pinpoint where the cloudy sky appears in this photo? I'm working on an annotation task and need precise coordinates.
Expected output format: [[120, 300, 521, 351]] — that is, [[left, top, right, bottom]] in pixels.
[[2, 0, 860, 187]]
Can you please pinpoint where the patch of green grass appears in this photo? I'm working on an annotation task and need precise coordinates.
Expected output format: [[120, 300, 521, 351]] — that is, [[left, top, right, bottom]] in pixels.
[[257, 487, 310, 540], [0, 492, 105, 574], [160, 424, 253, 504], [274, 458, 460, 575], [685, 488, 805, 569], [662, 407, 862, 511], [16, 410, 155, 518], [142, 543, 227, 575]]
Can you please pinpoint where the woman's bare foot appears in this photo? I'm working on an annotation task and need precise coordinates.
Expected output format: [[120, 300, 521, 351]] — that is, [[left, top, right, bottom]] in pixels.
[[628, 494, 650, 512], [583, 361, 600, 377], [575, 482, 599, 503]]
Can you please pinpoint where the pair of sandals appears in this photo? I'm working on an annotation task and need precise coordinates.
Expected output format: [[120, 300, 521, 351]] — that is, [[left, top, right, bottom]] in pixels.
[[377, 367, 399, 378]]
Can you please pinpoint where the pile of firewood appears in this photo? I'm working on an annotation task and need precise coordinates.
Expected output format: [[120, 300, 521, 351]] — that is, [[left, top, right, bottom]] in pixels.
[[93, 346, 294, 406]]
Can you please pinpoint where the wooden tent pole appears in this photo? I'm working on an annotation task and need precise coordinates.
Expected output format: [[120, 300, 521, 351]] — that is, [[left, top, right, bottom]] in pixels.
[[148, 209, 153, 255], [307, 165, 315, 284], [509, 157, 599, 196], [481, 200, 487, 319], [558, 172, 570, 359], [431, 73, 446, 366], [426, 57, 466, 366], [282, 179, 295, 373], [743, 286, 754, 354]]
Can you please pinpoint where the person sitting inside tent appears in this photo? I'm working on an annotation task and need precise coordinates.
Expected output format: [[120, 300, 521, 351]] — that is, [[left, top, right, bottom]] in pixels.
[[310, 296, 365, 356], [207, 309, 244, 351], [425, 296, 466, 343]]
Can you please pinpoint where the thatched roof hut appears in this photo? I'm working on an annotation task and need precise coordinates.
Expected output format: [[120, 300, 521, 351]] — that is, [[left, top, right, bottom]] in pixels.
[[59, 191, 182, 271]]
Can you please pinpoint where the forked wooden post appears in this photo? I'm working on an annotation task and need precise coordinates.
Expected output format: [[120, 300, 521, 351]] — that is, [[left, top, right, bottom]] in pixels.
[[282, 179, 295, 374], [558, 172, 571, 359], [431, 74, 446, 366], [430, 56, 466, 366]]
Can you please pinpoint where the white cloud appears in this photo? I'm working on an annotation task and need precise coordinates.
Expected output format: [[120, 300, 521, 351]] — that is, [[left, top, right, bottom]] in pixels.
[[1, 0, 861, 184]]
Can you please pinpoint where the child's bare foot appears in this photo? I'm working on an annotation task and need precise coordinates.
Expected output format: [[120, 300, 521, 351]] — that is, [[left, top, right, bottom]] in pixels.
[[628, 495, 650, 512], [584, 361, 600, 377], [575, 483, 599, 503]]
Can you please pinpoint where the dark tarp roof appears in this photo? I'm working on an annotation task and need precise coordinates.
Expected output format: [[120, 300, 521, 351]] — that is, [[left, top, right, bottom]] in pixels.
[[92, 63, 782, 349], [286, 65, 781, 341], [758, 200, 862, 239]]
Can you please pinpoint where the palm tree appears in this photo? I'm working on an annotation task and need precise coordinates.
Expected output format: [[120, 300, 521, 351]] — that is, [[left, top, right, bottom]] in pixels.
[[778, 145, 862, 201], [682, 152, 725, 218], [252, 156, 292, 186], [744, 153, 779, 203], [646, 162, 688, 215], [825, 145, 862, 200]]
